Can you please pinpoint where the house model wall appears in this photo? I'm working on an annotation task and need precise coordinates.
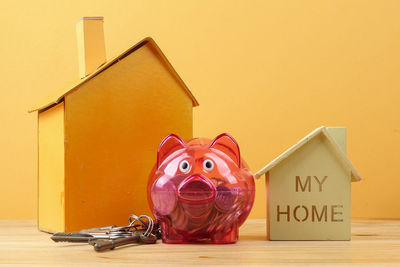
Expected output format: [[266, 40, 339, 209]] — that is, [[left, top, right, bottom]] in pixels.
[[30, 17, 198, 233], [255, 127, 361, 240]]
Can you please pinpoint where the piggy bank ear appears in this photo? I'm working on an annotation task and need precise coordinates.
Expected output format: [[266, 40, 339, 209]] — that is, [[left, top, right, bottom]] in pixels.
[[157, 134, 186, 167], [209, 133, 241, 167]]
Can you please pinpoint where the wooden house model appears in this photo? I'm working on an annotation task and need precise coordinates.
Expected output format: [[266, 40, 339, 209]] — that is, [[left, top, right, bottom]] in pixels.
[[29, 17, 198, 233], [255, 126, 362, 240]]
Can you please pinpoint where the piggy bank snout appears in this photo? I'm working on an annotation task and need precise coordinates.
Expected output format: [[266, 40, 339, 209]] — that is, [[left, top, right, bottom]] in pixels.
[[177, 175, 216, 203]]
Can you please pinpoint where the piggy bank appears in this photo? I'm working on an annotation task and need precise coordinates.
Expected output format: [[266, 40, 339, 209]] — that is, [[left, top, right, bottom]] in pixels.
[[147, 133, 255, 244]]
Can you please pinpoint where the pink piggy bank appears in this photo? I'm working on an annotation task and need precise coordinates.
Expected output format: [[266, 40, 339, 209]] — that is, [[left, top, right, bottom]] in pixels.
[[147, 133, 255, 244]]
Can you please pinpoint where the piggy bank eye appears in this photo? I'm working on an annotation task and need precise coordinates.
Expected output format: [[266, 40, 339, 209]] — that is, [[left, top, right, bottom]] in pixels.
[[179, 160, 190, 173], [203, 159, 214, 171]]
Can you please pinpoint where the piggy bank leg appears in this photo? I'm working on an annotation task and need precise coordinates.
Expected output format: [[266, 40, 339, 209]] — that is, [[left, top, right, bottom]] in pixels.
[[160, 220, 187, 244], [210, 221, 238, 244]]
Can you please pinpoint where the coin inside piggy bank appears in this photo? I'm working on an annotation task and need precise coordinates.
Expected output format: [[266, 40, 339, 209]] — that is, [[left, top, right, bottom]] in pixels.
[[147, 133, 255, 244]]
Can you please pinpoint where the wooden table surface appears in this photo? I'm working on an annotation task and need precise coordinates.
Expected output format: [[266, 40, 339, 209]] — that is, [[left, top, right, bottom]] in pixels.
[[1, 219, 400, 266]]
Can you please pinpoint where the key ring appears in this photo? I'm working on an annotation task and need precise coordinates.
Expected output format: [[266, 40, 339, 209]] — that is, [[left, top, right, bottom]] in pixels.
[[128, 214, 142, 226], [139, 215, 154, 237], [128, 214, 154, 237]]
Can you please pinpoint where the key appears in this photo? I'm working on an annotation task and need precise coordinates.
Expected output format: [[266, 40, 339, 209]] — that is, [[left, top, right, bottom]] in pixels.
[[90, 230, 157, 251], [50, 222, 140, 243], [50, 214, 160, 250], [79, 225, 116, 234], [51, 232, 95, 243], [90, 230, 143, 251], [51, 227, 131, 243], [91, 235, 140, 251], [51, 225, 115, 243]]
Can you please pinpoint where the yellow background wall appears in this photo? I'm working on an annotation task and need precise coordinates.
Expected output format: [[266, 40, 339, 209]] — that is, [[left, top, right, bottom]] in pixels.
[[1, 0, 399, 219]]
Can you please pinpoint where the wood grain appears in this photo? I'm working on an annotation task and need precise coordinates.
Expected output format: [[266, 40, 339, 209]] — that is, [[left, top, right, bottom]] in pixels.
[[1, 219, 399, 266]]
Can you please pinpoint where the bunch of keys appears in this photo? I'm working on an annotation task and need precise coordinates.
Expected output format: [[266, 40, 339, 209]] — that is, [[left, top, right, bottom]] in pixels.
[[51, 215, 160, 252]]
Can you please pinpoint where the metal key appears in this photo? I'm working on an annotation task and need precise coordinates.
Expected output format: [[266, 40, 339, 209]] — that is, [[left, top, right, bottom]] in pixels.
[[79, 225, 116, 234], [51, 226, 133, 243], [50, 222, 141, 243], [90, 230, 144, 251], [91, 235, 140, 251], [90, 230, 157, 251], [51, 232, 96, 243], [50, 214, 160, 251], [89, 215, 157, 251]]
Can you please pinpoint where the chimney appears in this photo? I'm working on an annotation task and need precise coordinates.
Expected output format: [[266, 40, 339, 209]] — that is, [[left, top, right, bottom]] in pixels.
[[76, 17, 106, 78], [326, 127, 346, 154]]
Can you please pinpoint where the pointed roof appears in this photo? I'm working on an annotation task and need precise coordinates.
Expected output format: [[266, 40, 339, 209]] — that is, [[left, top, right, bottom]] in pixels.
[[29, 37, 199, 113], [255, 126, 362, 182]]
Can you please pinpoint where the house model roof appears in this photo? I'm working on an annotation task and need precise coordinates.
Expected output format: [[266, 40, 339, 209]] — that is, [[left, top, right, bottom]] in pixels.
[[29, 37, 199, 113], [254, 126, 362, 182]]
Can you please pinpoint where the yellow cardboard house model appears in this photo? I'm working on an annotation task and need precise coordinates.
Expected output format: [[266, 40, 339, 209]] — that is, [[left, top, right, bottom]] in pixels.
[[255, 126, 362, 240], [29, 17, 198, 233]]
